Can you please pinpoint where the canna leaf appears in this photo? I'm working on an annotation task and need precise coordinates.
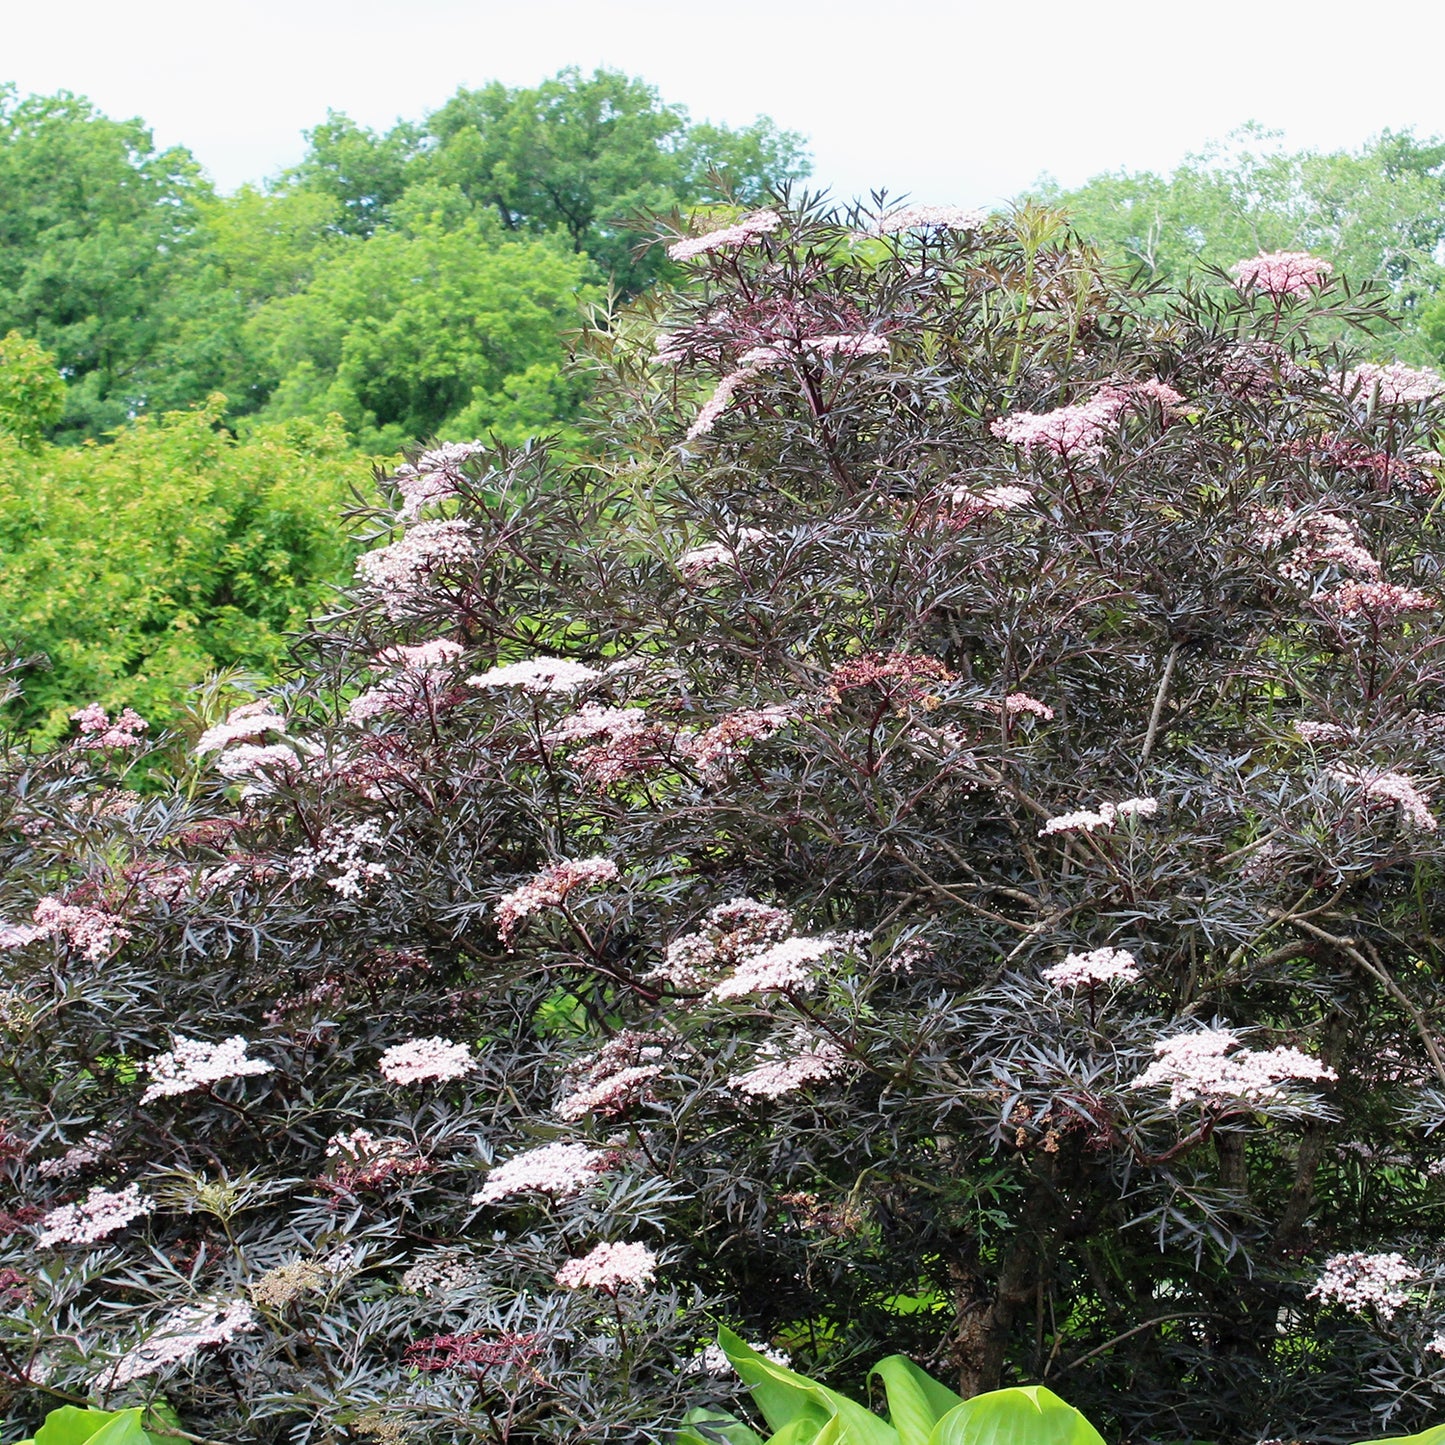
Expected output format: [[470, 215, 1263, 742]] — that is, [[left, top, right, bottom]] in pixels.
[[1353, 1429, 1445, 1445], [927, 1387, 1107, 1445], [869, 1356, 964, 1445], [717, 1328, 899, 1444], [677, 1406, 767, 1445]]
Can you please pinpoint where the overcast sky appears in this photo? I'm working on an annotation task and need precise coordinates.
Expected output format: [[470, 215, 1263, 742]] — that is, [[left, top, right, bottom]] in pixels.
[[8, 0, 1445, 204]]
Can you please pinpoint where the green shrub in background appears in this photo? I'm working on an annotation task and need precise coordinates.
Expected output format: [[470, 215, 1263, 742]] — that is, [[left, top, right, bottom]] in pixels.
[[0, 396, 363, 740]]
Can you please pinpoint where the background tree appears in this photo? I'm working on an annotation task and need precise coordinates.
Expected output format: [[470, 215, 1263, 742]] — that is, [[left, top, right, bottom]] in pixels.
[[0, 398, 361, 739], [0, 84, 203, 440]]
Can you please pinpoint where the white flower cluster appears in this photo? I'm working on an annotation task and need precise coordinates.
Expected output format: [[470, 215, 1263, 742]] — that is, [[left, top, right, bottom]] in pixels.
[[1309, 1251, 1418, 1318], [554, 1240, 657, 1292], [288, 819, 390, 899], [708, 936, 836, 1000], [686, 1340, 792, 1375], [378, 1036, 476, 1085], [36, 1183, 153, 1247], [393, 440, 484, 520], [102, 1298, 257, 1386], [400, 1250, 484, 1296], [472, 1141, 608, 1204], [141, 1036, 273, 1103], [35, 1132, 112, 1179], [1130, 1028, 1336, 1110], [468, 656, 600, 693], [355, 519, 476, 618], [731, 1034, 848, 1099], [1040, 797, 1158, 836], [1042, 947, 1141, 990], [677, 527, 770, 578], [555, 1031, 666, 1121], [872, 204, 989, 234], [195, 700, 288, 756]]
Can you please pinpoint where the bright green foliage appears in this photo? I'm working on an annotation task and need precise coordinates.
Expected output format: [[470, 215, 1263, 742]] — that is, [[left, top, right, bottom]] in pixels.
[[0, 84, 205, 442], [688, 1335, 1445, 1445], [0, 331, 66, 449], [245, 207, 597, 451], [0, 399, 362, 739], [684, 1333, 1100, 1445], [1036, 125, 1445, 361], [18, 1403, 176, 1445]]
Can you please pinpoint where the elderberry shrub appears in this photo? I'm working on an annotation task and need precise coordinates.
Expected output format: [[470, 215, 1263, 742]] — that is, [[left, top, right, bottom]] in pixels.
[[3, 202, 1445, 1443]]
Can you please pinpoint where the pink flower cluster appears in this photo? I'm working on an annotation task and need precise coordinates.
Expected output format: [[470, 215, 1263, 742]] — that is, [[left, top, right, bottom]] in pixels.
[[668, 209, 782, 261], [35, 1132, 111, 1180], [70, 703, 148, 751], [472, 1141, 608, 1204], [1343, 362, 1444, 407], [1042, 947, 1140, 989], [349, 639, 466, 722], [686, 362, 773, 441], [1040, 797, 1158, 836], [1294, 720, 1352, 745], [195, 700, 288, 755], [1328, 581, 1436, 619], [803, 333, 889, 358], [554, 1240, 657, 1292], [543, 704, 666, 788], [649, 898, 794, 991], [393, 441, 484, 520], [873, 205, 988, 234], [469, 656, 600, 693], [31, 897, 131, 961], [494, 856, 618, 945], [683, 705, 795, 776], [1230, 251, 1333, 298], [1309, 1251, 1418, 1318], [1330, 766, 1438, 833], [1130, 1028, 1336, 1110], [1257, 506, 1379, 585], [731, 1033, 848, 1098], [677, 527, 770, 578], [947, 484, 1035, 527], [991, 381, 1184, 461], [141, 1036, 273, 1104], [555, 1031, 665, 1121], [36, 1183, 152, 1247], [355, 520, 476, 618], [708, 935, 836, 1000], [378, 1036, 476, 1085], [102, 1298, 257, 1386]]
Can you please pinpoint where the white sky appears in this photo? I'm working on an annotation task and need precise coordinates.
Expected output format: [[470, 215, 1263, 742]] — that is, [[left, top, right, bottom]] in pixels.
[[7, 0, 1445, 205]]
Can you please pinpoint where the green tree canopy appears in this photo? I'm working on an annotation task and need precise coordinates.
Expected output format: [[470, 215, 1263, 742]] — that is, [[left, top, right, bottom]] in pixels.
[[0, 84, 205, 440], [245, 204, 597, 450], [0, 398, 363, 739]]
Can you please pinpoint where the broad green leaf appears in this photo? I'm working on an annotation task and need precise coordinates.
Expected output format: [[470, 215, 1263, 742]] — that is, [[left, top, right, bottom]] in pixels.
[[869, 1357, 964, 1445], [1355, 1428, 1445, 1445], [927, 1387, 1107, 1445], [677, 1406, 767, 1445], [34, 1407, 123, 1445], [717, 1329, 898, 1445], [84, 1412, 157, 1445]]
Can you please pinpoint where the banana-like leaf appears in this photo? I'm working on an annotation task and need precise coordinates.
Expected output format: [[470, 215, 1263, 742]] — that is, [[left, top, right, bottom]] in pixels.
[[717, 1328, 899, 1445], [869, 1356, 964, 1445], [1354, 1428, 1445, 1445], [927, 1386, 1107, 1445], [32, 1408, 161, 1445]]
